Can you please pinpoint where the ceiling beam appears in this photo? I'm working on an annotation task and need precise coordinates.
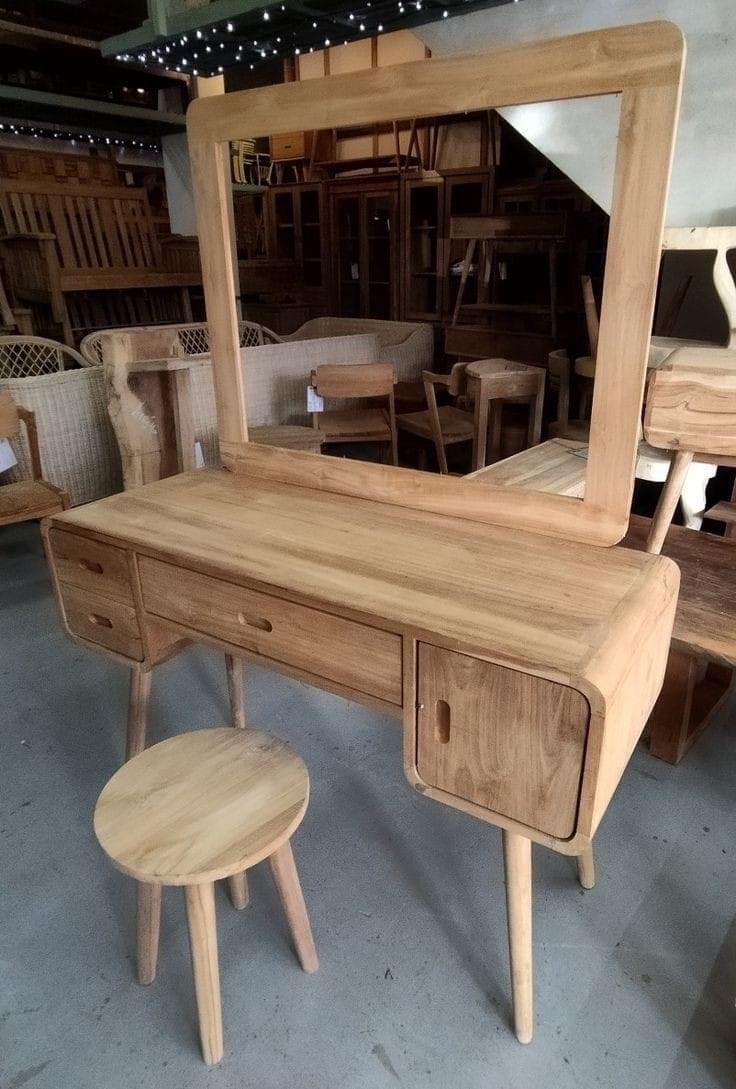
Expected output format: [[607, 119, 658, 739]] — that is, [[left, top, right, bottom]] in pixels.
[[100, 0, 274, 56], [0, 85, 186, 133]]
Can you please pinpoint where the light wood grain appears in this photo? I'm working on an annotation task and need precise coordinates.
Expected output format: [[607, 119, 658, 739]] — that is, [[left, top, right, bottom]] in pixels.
[[94, 728, 309, 885], [466, 439, 586, 498], [58, 582, 143, 661], [48, 528, 134, 606], [136, 882, 161, 985], [126, 664, 152, 760], [269, 841, 319, 974], [184, 882, 223, 1065], [576, 846, 595, 890], [188, 21, 685, 546], [503, 831, 533, 1044], [138, 554, 403, 706], [644, 347, 736, 455], [416, 645, 589, 839]]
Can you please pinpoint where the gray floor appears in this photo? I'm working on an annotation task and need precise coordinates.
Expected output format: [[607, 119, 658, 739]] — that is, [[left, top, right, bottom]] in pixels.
[[1, 521, 735, 1089]]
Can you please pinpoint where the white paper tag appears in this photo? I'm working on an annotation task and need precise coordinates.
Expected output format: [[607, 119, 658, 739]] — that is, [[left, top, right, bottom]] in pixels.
[[194, 441, 205, 469], [351, 263, 359, 280], [307, 386, 324, 413], [0, 438, 18, 473]]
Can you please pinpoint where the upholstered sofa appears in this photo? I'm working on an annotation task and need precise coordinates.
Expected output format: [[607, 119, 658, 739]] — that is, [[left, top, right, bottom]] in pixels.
[[285, 317, 433, 377]]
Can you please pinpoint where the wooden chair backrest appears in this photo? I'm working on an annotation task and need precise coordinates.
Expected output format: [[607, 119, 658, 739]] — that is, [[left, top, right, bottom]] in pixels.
[[446, 361, 470, 399], [311, 363, 395, 400], [95, 328, 183, 365], [644, 347, 736, 458], [0, 180, 162, 272], [662, 226, 736, 349], [547, 349, 571, 432], [581, 275, 600, 358], [0, 389, 19, 439]]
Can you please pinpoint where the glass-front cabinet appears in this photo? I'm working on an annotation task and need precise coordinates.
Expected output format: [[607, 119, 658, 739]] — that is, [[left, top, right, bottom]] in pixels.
[[268, 183, 328, 301], [401, 177, 444, 321], [331, 181, 399, 320], [442, 169, 491, 319]]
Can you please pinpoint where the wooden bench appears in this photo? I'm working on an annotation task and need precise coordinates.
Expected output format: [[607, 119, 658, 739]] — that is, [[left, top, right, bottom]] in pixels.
[[0, 180, 201, 343]]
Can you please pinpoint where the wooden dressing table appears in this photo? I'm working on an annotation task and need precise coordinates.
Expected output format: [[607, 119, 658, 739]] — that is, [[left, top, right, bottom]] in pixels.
[[43, 468, 678, 1042], [43, 22, 686, 1046]]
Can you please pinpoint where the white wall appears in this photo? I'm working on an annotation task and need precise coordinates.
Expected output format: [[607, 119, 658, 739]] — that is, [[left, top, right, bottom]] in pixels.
[[419, 0, 736, 226], [162, 131, 197, 236]]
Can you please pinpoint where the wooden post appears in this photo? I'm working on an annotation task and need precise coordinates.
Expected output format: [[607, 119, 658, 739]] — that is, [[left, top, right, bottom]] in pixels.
[[503, 830, 533, 1044]]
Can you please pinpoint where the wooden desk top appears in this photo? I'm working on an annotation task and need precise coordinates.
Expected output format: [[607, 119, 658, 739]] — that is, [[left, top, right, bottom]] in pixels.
[[52, 469, 675, 681], [466, 439, 587, 498]]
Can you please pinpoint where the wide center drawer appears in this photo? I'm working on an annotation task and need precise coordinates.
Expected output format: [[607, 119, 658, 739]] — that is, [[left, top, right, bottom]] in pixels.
[[138, 556, 402, 706]]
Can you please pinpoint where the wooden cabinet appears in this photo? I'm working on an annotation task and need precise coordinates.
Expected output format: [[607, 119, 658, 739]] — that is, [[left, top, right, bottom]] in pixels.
[[331, 180, 399, 320], [268, 183, 328, 301], [442, 169, 491, 319], [415, 643, 589, 839]]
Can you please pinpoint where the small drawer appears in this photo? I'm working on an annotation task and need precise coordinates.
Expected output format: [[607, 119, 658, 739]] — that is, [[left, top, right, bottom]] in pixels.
[[59, 582, 143, 660], [416, 644, 589, 839], [48, 529, 134, 606], [139, 556, 402, 706], [270, 131, 306, 161]]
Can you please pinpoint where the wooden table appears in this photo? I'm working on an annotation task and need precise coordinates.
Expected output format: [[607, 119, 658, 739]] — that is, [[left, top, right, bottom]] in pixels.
[[42, 469, 678, 1044], [466, 438, 586, 498], [465, 359, 545, 471]]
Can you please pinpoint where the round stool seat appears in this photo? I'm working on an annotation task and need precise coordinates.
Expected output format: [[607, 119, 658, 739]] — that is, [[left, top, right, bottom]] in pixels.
[[94, 728, 309, 886], [465, 357, 536, 379]]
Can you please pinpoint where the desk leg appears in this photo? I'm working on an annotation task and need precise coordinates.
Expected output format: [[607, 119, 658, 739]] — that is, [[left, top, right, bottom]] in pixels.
[[225, 653, 250, 909], [472, 379, 490, 472], [126, 663, 152, 761], [576, 845, 596, 890], [503, 830, 533, 1044]]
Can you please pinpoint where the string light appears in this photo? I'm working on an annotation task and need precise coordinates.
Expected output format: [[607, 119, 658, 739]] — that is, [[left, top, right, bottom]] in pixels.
[[0, 121, 159, 151]]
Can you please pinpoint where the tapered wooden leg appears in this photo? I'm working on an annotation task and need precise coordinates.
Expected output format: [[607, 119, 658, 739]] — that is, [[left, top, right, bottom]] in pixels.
[[136, 882, 162, 985], [269, 841, 318, 973], [224, 654, 249, 908], [576, 845, 595, 890], [225, 654, 246, 730], [227, 871, 249, 910], [184, 883, 223, 1066], [502, 830, 533, 1044], [126, 664, 152, 761]]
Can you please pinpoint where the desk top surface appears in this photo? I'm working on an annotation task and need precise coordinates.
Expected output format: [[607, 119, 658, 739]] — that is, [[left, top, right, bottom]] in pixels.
[[51, 469, 673, 680]]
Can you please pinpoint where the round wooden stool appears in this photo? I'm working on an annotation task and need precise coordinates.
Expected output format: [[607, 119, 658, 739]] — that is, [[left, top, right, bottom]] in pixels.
[[94, 727, 317, 1065]]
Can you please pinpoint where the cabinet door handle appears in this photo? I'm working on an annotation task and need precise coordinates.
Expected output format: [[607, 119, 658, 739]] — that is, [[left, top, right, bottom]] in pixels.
[[435, 699, 451, 744], [88, 613, 113, 629], [79, 558, 103, 574], [237, 611, 273, 633]]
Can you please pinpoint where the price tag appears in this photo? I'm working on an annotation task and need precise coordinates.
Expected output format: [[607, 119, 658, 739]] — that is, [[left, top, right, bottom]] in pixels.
[[307, 386, 324, 413]]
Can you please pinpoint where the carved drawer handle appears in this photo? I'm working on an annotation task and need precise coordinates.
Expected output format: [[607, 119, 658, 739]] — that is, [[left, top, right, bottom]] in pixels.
[[237, 611, 273, 633], [435, 699, 451, 744], [88, 613, 113, 629], [79, 558, 103, 574]]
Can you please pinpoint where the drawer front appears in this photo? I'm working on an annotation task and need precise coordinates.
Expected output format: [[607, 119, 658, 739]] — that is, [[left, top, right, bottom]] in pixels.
[[416, 644, 589, 839], [270, 132, 305, 160], [59, 582, 143, 660], [138, 557, 402, 706], [48, 529, 134, 606]]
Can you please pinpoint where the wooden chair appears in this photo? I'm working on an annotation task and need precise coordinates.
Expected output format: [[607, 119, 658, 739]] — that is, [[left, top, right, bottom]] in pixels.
[[311, 363, 398, 465], [0, 335, 88, 379], [546, 349, 590, 442], [464, 358, 546, 471], [396, 361, 474, 474], [94, 727, 318, 1065], [0, 390, 69, 524]]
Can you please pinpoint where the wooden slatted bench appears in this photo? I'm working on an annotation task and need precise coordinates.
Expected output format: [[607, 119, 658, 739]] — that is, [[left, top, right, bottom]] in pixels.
[[0, 180, 202, 343], [624, 515, 736, 763]]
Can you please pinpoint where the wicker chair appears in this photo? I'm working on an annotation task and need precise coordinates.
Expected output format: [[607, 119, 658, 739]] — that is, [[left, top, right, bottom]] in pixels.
[[79, 320, 281, 366], [0, 336, 88, 379]]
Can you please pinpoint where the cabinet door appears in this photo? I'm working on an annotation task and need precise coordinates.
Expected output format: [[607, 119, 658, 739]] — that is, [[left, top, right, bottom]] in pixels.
[[442, 171, 490, 318], [402, 178, 444, 321], [416, 644, 589, 839], [334, 194, 362, 318], [298, 185, 325, 290], [365, 189, 397, 320], [270, 188, 297, 260]]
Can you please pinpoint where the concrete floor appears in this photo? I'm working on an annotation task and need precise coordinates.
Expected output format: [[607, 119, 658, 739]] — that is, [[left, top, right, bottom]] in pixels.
[[2, 521, 735, 1089]]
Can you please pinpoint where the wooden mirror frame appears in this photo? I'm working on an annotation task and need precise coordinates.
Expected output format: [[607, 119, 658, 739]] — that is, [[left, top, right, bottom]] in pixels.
[[187, 21, 685, 546]]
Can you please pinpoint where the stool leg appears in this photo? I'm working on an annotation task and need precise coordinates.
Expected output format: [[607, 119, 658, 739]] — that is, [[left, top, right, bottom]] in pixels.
[[184, 883, 223, 1065], [137, 882, 162, 985], [269, 841, 318, 973], [126, 664, 152, 761], [502, 830, 533, 1044], [225, 654, 246, 730], [224, 654, 249, 909], [577, 845, 595, 890]]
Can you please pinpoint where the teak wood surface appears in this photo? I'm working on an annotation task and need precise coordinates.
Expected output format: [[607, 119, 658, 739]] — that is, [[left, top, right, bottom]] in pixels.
[[187, 21, 685, 546]]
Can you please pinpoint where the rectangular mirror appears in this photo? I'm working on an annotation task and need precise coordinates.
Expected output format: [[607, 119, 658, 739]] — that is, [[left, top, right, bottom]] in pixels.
[[187, 21, 685, 546]]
